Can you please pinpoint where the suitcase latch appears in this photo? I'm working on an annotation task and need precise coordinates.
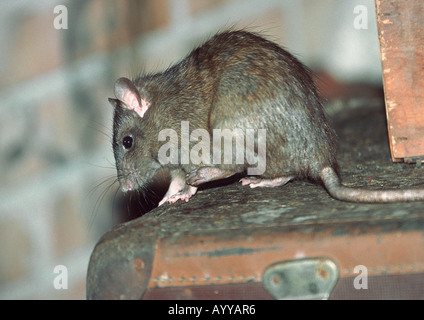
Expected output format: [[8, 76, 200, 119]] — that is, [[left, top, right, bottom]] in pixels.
[[262, 257, 338, 300]]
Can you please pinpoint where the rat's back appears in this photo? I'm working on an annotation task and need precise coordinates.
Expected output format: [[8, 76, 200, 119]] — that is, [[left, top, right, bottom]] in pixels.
[[185, 30, 338, 179]]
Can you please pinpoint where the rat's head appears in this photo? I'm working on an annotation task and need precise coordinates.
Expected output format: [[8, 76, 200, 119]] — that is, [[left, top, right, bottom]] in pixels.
[[109, 77, 162, 193]]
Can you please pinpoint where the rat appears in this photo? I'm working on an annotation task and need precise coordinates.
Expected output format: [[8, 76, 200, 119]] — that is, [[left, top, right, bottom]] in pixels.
[[108, 30, 424, 205]]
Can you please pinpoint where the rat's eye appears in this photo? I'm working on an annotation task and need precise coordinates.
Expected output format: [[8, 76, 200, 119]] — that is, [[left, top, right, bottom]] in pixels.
[[122, 135, 134, 150]]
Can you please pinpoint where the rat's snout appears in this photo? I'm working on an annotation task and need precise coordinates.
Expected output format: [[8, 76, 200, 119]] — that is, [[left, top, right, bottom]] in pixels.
[[121, 183, 133, 192], [117, 162, 140, 193], [119, 174, 137, 192]]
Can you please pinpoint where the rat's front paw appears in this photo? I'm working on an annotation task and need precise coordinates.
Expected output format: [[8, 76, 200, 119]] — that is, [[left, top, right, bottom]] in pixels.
[[168, 191, 192, 203], [159, 185, 198, 206]]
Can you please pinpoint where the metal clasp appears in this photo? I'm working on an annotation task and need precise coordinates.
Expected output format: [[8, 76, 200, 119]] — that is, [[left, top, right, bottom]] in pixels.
[[262, 257, 338, 300]]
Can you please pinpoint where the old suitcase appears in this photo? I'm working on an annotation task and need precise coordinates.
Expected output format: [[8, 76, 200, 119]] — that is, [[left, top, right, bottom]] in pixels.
[[87, 200, 424, 300]]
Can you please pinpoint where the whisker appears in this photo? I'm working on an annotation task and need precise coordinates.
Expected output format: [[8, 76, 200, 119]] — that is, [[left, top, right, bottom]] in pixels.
[[89, 120, 113, 141], [87, 175, 119, 231]]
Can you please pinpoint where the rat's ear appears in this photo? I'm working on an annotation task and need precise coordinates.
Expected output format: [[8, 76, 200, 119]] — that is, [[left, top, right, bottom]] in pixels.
[[113, 77, 150, 118]]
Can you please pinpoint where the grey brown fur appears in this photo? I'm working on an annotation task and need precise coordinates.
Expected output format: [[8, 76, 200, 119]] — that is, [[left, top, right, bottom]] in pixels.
[[109, 30, 424, 204]]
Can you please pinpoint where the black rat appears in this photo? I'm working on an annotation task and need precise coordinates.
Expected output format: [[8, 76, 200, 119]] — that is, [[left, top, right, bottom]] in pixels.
[[108, 30, 424, 205]]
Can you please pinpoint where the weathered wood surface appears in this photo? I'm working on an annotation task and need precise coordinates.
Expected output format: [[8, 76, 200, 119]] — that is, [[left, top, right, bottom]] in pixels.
[[376, 0, 424, 162]]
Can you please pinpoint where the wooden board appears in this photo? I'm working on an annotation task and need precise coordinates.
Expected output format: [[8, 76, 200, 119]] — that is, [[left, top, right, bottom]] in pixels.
[[375, 0, 424, 162]]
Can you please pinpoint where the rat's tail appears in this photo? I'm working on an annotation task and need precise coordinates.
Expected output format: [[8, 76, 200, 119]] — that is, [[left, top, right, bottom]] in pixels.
[[320, 166, 424, 203]]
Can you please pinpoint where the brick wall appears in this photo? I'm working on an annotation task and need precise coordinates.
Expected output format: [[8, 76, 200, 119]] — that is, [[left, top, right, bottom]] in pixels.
[[0, 0, 381, 299]]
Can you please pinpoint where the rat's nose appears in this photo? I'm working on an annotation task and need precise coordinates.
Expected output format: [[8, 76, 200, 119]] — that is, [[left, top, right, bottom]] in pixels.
[[121, 184, 133, 192]]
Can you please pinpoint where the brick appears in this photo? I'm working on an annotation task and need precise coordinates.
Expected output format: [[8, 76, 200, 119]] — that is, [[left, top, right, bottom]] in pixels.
[[0, 218, 32, 283], [2, 154, 47, 187], [0, 101, 47, 185], [0, 84, 110, 186], [0, 97, 71, 185], [36, 84, 110, 163], [63, 0, 170, 62], [3, 10, 62, 88], [130, 0, 170, 32], [187, 0, 228, 15], [52, 190, 89, 258], [1, 0, 171, 88], [63, 0, 130, 61]]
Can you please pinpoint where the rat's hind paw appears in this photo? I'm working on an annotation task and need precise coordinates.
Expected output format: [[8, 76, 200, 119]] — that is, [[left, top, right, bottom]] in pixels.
[[240, 176, 293, 188]]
